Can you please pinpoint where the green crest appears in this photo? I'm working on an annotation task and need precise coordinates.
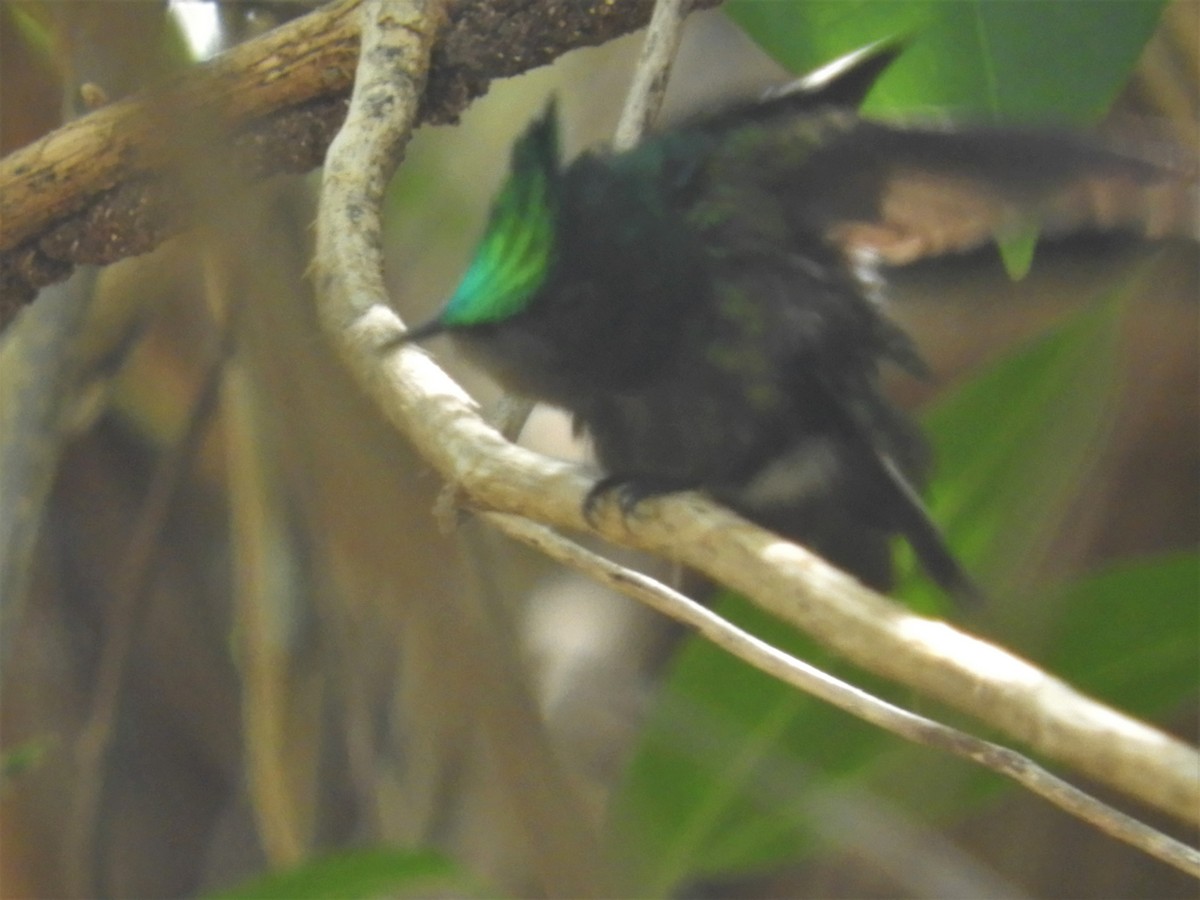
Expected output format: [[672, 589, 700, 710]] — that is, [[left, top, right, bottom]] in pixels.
[[441, 102, 562, 328]]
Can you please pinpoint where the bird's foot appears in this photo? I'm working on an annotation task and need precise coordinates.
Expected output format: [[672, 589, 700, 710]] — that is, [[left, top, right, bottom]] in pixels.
[[583, 474, 693, 527]]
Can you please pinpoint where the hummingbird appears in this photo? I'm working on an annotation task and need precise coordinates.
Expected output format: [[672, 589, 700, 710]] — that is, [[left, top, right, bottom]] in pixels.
[[392, 48, 1192, 601]]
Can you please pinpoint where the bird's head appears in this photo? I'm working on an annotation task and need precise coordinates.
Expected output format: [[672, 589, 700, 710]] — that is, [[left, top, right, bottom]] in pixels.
[[403, 101, 562, 343]]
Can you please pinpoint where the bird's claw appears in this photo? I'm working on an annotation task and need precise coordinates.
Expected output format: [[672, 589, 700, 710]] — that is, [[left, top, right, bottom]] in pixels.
[[582, 475, 690, 528]]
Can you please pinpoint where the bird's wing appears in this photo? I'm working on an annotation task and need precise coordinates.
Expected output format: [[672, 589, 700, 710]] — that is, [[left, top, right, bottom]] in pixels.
[[810, 369, 982, 603], [765, 118, 1198, 265]]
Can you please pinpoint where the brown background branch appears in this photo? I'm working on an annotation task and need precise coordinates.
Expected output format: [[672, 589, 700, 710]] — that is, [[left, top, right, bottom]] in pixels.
[[0, 0, 720, 331]]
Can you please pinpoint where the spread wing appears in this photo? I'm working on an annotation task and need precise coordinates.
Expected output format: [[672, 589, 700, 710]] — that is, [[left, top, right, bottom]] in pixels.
[[713, 113, 1197, 266], [682, 40, 1196, 267], [809, 121, 1198, 264]]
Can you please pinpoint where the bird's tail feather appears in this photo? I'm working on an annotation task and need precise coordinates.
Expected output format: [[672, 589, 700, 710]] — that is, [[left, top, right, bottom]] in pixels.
[[874, 452, 984, 605]]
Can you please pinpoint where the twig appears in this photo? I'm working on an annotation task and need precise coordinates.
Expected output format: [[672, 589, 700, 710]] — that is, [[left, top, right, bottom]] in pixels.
[[480, 511, 1200, 879], [613, 0, 693, 151], [64, 311, 231, 897], [0, 272, 98, 651]]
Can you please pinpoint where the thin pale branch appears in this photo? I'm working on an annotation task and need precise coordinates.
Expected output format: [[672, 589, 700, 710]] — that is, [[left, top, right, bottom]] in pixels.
[[613, 0, 692, 151], [481, 511, 1200, 878]]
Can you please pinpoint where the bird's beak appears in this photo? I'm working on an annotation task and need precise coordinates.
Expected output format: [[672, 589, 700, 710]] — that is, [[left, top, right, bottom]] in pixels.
[[379, 315, 448, 353]]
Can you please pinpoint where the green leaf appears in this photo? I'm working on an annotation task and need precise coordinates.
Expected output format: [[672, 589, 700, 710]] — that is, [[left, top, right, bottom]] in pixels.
[[1, 738, 52, 787], [5, 4, 57, 64], [898, 284, 1127, 604], [724, 0, 932, 86], [207, 849, 472, 900], [725, 0, 1166, 123], [1044, 553, 1200, 715], [607, 594, 911, 895], [996, 225, 1039, 281]]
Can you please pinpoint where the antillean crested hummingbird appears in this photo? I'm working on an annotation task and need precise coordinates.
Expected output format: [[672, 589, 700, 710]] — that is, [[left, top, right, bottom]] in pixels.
[[391, 47, 1192, 601]]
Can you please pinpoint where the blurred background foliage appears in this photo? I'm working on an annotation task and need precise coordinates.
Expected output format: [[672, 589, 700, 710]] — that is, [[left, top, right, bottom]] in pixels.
[[0, 1, 1196, 897]]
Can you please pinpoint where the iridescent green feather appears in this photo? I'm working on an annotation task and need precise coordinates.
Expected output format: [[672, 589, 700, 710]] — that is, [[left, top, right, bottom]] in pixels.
[[441, 103, 561, 327]]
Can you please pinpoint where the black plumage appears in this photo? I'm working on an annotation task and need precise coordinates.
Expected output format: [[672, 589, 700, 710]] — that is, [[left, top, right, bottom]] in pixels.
[[395, 48, 1191, 600]]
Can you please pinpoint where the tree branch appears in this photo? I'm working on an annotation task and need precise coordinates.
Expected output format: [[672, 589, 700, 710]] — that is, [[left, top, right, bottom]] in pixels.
[[0, 0, 721, 329]]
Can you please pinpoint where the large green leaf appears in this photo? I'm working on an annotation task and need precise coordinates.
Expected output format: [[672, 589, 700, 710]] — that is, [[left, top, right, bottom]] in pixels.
[[725, 0, 1166, 123], [208, 849, 472, 900], [897, 289, 1126, 607]]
